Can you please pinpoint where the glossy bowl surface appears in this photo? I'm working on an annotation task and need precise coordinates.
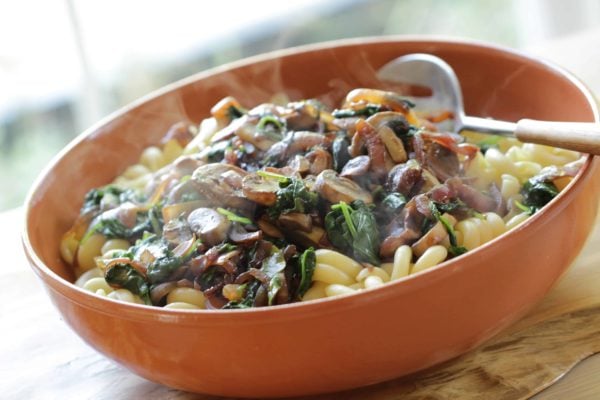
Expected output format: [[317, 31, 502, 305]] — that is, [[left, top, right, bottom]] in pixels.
[[23, 37, 600, 398]]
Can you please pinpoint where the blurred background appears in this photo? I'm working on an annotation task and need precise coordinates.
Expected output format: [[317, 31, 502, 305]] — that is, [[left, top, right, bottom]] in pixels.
[[2, 0, 600, 211]]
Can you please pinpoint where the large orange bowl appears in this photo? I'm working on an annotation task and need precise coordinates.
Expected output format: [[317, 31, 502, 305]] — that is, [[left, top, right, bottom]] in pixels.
[[23, 37, 600, 398]]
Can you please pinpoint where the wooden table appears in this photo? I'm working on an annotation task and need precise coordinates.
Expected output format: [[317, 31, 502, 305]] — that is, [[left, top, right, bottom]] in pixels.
[[7, 31, 600, 399]]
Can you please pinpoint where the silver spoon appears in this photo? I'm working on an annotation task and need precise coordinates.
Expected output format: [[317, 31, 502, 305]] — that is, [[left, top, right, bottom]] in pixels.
[[377, 53, 600, 155]]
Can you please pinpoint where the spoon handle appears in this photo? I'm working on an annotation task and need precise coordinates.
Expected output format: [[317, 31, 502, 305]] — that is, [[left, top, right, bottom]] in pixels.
[[461, 116, 516, 136], [516, 119, 600, 155]]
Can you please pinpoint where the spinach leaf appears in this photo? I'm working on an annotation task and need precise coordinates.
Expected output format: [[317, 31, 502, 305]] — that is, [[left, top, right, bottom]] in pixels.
[[141, 235, 197, 284], [261, 249, 287, 277], [376, 192, 407, 226], [521, 179, 559, 214], [267, 273, 284, 306], [81, 185, 138, 215], [296, 247, 316, 299], [84, 211, 153, 243], [381, 192, 407, 214], [266, 175, 318, 219], [206, 140, 231, 163], [432, 198, 482, 219], [261, 249, 288, 306], [325, 201, 380, 265], [429, 202, 467, 257], [227, 105, 245, 120], [105, 263, 151, 305], [332, 104, 384, 118], [217, 207, 253, 225], [225, 248, 289, 308], [196, 267, 219, 290], [325, 202, 355, 256], [514, 199, 534, 215], [215, 242, 239, 254], [148, 205, 163, 235]]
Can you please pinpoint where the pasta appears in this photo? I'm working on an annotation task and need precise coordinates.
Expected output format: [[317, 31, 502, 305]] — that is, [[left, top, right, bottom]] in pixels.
[[61, 87, 583, 309], [307, 245, 452, 301]]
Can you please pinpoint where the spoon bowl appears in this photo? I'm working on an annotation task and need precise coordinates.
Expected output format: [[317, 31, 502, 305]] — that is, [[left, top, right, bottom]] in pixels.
[[378, 53, 600, 154]]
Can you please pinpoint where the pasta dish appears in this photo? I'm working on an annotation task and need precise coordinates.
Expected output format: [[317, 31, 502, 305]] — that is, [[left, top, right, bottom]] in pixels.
[[59, 88, 582, 309]]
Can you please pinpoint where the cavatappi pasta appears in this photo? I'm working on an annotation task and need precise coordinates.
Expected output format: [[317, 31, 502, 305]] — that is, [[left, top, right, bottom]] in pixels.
[[61, 88, 583, 309]]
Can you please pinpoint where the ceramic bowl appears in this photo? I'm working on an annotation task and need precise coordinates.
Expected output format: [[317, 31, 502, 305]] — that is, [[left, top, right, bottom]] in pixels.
[[23, 37, 600, 398]]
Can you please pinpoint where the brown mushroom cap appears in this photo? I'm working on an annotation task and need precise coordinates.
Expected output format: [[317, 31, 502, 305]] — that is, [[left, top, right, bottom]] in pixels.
[[314, 169, 373, 204], [241, 173, 280, 206], [187, 208, 231, 246]]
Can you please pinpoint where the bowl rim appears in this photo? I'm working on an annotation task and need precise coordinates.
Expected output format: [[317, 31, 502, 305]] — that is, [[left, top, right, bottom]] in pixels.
[[22, 35, 600, 324]]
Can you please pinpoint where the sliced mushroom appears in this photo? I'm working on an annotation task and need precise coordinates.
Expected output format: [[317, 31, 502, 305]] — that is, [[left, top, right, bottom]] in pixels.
[[191, 163, 252, 210], [228, 223, 263, 244], [283, 101, 320, 131], [314, 169, 373, 204], [97, 202, 140, 230], [306, 147, 333, 175], [366, 111, 406, 129], [161, 121, 195, 147], [248, 103, 285, 118], [278, 212, 312, 233], [355, 119, 394, 178], [288, 155, 311, 175], [378, 125, 407, 163], [162, 217, 194, 246], [411, 213, 457, 258], [340, 155, 370, 178], [365, 112, 412, 165], [257, 217, 284, 239], [332, 117, 360, 132], [162, 199, 212, 223], [166, 179, 203, 204], [387, 160, 440, 197], [285, 226, 328, 248], [187, 208, 231, 246], [241, 173, 280, 206], [172, 155, 205, 178], [262, 131, 330, 167], [234, 115, 278, 151], [287, 131, 329, 154]]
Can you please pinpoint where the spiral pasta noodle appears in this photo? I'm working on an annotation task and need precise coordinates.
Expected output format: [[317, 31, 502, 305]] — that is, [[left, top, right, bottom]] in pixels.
[[303, 246, 450, 301]]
